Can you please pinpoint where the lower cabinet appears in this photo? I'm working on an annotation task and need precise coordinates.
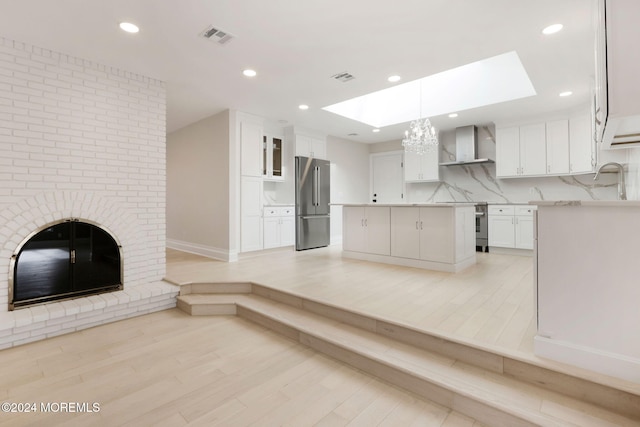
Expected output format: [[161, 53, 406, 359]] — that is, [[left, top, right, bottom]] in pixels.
[[488, 205, 535, 250], [343, 206, 390, 255], [342, 205, 476, 272], [390, 207, 456, 263], [241, 176, 263, 252], [263, 206, 295, 249]]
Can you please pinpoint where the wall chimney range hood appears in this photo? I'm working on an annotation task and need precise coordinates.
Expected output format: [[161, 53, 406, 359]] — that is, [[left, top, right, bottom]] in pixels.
[[439, 125, 495, 166]]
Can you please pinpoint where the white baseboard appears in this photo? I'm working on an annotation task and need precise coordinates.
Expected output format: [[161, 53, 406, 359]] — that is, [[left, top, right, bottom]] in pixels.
[[488, 247, 533, 256], [534, 335, 640, 383], [342, 250, 475, 273], [167, 239, 237, 262]]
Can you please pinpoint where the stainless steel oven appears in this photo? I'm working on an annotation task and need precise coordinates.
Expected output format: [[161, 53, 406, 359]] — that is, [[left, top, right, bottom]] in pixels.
[[475, 202, 488, 252]]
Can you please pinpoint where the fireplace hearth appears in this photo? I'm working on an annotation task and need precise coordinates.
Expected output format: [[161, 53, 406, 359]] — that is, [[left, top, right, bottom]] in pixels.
[[9, 219, 123, 310]]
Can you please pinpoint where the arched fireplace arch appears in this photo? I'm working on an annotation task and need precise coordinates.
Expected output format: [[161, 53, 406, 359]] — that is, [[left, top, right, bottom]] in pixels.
[[9, 219, 123, 310]]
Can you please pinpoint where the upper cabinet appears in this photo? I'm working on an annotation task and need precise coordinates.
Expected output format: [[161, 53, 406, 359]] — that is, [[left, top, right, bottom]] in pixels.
[[496, 124, 546, 177], [597, 0, 640, 149], [240, 118, 264, 177], [545, 120, 569, 175], [496, 114, 595, 178], [263, 135, 284, 181], [404, 149, 439, 182], [285, 127, 327, 160], [569, 112, 596, 173]]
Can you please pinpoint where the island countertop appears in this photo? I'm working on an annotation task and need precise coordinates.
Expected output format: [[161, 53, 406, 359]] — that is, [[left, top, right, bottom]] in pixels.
[[335, 203, 476, 207]]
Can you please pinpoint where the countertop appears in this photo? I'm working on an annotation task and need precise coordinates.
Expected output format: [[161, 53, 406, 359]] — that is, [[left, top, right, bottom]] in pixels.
[[532, 200, 640, 207], [264, 203, 294, 207]]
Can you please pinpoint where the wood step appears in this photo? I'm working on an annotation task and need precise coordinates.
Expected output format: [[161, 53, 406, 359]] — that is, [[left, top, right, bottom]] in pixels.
[[176, 291, 640, 427]]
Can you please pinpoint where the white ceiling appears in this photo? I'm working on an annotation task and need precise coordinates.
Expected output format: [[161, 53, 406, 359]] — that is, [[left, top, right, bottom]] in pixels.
[[0, 0, 596, 143]]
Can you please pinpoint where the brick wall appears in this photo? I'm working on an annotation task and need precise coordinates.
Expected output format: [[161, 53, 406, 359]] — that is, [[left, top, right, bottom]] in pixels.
[[0, 37, 174, 345]]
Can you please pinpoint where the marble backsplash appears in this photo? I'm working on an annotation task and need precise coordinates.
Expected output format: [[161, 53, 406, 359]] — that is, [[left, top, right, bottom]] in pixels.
[[405, 126, 620, 204], [406, 163, 618, 204]]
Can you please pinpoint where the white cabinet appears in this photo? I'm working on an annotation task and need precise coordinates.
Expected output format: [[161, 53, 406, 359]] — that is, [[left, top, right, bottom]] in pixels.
[[514, 207, 534, 250], [241, 176, 263, 252], [404, 149, 439, 182], [496, 125, 546, 177], [569, 112, 595, 174], [285, 127, 327, 159], [285, 126, 327, 159], [241, 120, 264, 177], [343, 205, 476, 272], [488, 205, 535, 250], [495, 127, 520, 177], [497, 117, 595, 178], [263, 206, 294, 249], [343, 206, 390, 255], [263, 135, 284, 181], [545, 120, 570, 175], [519, 124, 547, 176], [293, 134, 327, 159], [390, 207, 457, 263]]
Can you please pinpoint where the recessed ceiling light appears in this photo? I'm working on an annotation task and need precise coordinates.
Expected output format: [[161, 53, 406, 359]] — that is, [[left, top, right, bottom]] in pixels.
[[243, 69, 257, 77], [372, 128, 380, 133], [448, 113, 458, 118], [387, 75, 401, 83], [542, 24, 563, 35], [298, 104, 309, 110], [559, 91, 573, 97], [119, 22, 139, 33]]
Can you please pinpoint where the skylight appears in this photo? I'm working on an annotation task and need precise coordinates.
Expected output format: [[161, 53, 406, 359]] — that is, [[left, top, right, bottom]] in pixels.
[[322, 51, 536, 128]]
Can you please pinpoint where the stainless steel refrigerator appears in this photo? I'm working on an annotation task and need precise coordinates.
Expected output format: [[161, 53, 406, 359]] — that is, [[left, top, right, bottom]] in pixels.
[[295, 156, 330, 250]]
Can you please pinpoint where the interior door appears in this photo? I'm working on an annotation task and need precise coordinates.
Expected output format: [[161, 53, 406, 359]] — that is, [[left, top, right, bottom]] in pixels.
[[371, 152, 404, 203]]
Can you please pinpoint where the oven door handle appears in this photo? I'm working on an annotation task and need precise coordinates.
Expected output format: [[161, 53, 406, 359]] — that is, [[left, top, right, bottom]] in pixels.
[[475, 212, 485, 217]]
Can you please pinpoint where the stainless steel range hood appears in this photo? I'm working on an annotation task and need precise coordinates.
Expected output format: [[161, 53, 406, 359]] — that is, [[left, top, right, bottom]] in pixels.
[[439, 125, 495, 166]]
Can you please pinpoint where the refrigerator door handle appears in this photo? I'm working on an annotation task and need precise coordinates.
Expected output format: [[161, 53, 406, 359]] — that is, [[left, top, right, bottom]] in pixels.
[[314, 166, 320, 206]]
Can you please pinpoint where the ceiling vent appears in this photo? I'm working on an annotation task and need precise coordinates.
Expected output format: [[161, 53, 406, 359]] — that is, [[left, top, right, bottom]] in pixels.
[[200, 25, 234, 45], [331, 72, 355, 83]]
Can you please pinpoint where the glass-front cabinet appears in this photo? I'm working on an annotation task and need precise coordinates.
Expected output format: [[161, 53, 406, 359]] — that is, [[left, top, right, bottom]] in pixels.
[[263, 135, 284, 180]]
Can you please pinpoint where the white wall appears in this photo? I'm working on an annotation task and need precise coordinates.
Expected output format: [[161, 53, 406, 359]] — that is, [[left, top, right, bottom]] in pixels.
[[327, 135, 370, 244], [166, 110, 231, 259]]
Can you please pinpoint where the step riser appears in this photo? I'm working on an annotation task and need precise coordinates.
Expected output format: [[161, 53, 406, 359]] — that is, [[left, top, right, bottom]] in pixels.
[[180, 282, 252, 295], [179, 282, 640, 419]]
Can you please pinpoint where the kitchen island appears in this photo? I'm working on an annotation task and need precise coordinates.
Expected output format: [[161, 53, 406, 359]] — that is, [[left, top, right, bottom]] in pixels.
[[341, 203, 476, 272], [534, 200, 640, 382]]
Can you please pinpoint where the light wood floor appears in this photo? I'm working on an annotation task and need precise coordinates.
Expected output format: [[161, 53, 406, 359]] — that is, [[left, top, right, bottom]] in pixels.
[[0, 247, 530, 426], [0, 309, 487, 426], [166, 246, 536, 357]]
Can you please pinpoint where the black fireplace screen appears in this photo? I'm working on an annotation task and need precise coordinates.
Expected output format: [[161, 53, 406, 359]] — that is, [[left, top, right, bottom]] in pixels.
[[10, 220, 122, 310]]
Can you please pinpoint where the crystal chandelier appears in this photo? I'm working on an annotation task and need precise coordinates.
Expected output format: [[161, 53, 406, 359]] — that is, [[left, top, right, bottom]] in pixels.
[[402, 81, 438, 155], [402, 117, 438, 155]]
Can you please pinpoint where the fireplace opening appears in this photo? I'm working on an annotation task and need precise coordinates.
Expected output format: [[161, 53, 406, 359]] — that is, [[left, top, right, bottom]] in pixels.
[[9, 219, 123, 310]]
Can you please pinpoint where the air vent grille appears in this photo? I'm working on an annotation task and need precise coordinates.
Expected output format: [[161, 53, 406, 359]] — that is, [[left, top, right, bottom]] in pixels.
[[331, 71, 355, 83], [200, 25, 234, 45]]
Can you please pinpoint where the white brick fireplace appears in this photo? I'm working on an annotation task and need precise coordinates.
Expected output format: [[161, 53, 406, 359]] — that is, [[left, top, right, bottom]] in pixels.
[[0, 37, 177, 348]]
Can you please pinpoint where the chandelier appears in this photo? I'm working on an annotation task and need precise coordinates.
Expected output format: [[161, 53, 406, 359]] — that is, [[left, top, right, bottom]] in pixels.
[[402, 81, 438, 155], [402, 117, 438, 155]]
